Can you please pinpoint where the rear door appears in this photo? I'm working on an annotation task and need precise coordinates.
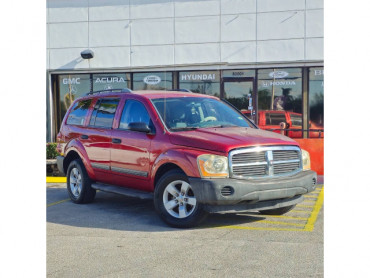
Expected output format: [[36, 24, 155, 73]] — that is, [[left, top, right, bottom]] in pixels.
[[82, 97, 120, 184]]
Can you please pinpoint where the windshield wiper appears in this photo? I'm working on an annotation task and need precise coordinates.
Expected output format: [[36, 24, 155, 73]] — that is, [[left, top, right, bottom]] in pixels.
[[170, 127, 198, 131], [204, 124, 238, 128]]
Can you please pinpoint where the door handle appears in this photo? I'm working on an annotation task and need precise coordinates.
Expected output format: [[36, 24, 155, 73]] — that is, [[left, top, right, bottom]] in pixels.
[[112, 138, 122, 144], [81, 135, 89, 139]]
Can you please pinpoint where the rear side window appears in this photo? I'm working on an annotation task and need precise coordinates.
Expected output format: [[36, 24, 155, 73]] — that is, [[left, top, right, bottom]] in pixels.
[[290, 114, 302, 127], [119, 100, 152, 130], [89, 98, 120, 128], [266, 113, 286, 125], [66, 99, 92, 126]]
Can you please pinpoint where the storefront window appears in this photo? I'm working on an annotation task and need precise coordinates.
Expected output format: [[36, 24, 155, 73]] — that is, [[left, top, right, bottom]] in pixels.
[[179, 71, 220, 97], [58, 74, 91, 123], [133, 72, 172, 90], [92, 73, 131, 91], [309, 67, 324, 136], [257, 68, 303, 136], [222, 70, 255, 111]]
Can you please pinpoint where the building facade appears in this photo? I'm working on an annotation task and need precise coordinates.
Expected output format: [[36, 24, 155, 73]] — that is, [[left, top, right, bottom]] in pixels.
[[46, 0, 324, 141]]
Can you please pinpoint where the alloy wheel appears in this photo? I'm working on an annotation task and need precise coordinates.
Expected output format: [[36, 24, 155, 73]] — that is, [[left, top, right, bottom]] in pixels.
[[163, 180, 197, 219], [69, 167, 82, 198]]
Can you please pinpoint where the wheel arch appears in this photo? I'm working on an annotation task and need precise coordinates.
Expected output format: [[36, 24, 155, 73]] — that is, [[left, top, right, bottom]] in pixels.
[[153, 163, 186, 189], [63, 139, 96, 180]]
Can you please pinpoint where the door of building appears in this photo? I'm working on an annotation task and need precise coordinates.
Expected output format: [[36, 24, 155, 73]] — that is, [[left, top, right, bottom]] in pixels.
[[221, 77, 257, 123]]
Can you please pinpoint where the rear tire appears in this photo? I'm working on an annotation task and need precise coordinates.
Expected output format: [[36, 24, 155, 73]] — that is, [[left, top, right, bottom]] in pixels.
[[67, 159, 96, 204], [154, 169, 208, 228], [259, 205, 295, 215]]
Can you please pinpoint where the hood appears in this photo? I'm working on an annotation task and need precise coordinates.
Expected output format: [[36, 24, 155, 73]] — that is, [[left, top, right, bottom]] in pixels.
[[169, 127, 298, 153]]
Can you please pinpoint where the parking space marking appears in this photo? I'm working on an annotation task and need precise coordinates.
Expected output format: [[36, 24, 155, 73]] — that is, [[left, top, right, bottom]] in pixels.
[[219, 226, 304, 232], [258, 220, 305, 227], [257, 215, 307, 220], [217, 186, 324, 232], [304, 186, 324, 231], [296, 204, 315, 208], [47, 177, 67, 183], [290, 210, 312, 213], [47, 198, 70, 207]]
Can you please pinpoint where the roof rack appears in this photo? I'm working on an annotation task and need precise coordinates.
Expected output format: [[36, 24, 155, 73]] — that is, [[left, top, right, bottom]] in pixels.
[[85, 88, 132, 96]]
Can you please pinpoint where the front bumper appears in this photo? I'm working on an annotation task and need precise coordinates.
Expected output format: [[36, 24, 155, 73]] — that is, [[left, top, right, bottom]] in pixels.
[[189, 170, 317, 210]]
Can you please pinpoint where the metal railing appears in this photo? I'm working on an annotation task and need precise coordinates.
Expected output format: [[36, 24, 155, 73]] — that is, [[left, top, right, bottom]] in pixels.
[[264, 128, 324, 138]]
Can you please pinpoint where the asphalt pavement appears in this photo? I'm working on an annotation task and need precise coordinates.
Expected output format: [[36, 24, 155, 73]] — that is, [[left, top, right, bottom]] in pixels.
[[47, 181, 323, 277]]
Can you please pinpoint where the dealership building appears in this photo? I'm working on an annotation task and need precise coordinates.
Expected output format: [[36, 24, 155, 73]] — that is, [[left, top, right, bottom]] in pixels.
[[46, 0, 323, 142]]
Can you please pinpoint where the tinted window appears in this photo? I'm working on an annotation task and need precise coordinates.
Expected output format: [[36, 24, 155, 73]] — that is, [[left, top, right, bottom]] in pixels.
[[89, 98, 120, 128], [66, 99, 92, 126], [119, 100, 151, 130]]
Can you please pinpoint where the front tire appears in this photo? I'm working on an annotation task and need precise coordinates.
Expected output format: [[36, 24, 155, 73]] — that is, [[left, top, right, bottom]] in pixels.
[[259, 205, 295, 215], [67, 159, 96, 204], [154, 169, 208, 228]]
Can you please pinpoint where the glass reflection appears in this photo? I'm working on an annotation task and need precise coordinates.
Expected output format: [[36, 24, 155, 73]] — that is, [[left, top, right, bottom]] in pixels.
[[309, 67, 324, 137], [179, 71, 220, 97]]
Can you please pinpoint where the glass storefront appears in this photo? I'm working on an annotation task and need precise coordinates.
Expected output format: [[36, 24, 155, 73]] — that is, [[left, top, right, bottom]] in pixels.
[[133, 72, 172, 90], [179, 71, 220, 97], [222, 70, 255, 112], [309, 67, 324, 135], [50, 67, 323, 141], [58, 74, 91, 124], [92, 73, 131, 91], [257, 68, 303, 133]]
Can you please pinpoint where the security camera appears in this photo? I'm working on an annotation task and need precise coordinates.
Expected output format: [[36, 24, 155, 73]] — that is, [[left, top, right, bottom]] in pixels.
[[80, 49, 94, 59]]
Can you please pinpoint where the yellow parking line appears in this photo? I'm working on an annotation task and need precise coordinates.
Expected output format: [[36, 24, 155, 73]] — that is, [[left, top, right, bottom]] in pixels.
[[302, 200, 316, 204], [47, 177, 67, 183], [259, 220, 305, 227], [218, 226, 304, 232], [291, 210, 311, 213], [259, 215, 307, 221], [304, 187, 324, 231], [47, 198, 69, 207], [304, 195, 318, 199], [297, 204, 315, 208]]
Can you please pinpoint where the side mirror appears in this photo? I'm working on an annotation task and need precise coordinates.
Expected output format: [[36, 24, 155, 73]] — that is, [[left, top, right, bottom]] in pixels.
[[128, 122, 151, 133]]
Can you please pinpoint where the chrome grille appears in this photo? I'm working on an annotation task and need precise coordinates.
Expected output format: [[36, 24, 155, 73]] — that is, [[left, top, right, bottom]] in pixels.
[[229, 146, 302, 179]]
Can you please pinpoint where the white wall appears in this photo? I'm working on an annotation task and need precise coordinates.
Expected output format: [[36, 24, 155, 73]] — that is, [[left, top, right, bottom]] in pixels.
[[47, 0, 323, 70]]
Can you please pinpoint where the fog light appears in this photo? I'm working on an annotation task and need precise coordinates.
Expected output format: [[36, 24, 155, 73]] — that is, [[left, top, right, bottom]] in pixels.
[[221, 186, 234, 196]]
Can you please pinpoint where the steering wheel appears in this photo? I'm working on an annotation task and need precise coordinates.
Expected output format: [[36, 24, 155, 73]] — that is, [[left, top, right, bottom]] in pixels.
[[203, 116, 217, 122]]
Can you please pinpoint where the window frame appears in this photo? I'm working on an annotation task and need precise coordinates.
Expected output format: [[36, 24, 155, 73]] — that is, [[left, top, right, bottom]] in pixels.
[[117, 98, 155, 134], [88, 97, 121, 129], [65, 98, 93, 127]]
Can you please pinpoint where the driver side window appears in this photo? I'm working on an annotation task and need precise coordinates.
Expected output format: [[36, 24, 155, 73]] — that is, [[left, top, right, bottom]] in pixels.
[[119, 99, 153, 131]]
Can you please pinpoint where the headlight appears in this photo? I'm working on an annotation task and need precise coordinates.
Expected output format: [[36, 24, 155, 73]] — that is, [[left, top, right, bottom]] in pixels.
[[197, 154, 229, 178], [301, 149, 311, 171]]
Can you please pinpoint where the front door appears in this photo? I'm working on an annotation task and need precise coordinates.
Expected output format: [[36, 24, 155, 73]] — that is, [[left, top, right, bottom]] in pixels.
[[222, 78, 256, 123], [110, 98, 154, 191]]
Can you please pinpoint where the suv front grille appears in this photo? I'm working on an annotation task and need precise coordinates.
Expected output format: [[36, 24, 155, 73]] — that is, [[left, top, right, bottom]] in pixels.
[[229, 146, 302, 179]]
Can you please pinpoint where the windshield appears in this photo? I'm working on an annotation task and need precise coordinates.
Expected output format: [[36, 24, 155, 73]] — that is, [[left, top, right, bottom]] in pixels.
[[152, 97, 253, 131]]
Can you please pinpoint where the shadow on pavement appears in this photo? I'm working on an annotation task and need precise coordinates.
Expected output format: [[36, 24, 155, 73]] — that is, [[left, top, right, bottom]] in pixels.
[[47, 187, 266, 232]]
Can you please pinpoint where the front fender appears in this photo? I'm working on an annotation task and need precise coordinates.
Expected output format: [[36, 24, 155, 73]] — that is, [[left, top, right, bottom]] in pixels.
[[150, 148, 214, 189], [65, 139, 96, 180]]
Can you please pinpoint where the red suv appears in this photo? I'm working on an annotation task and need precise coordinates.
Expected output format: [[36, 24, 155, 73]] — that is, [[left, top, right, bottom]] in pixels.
[[57, 89, 317, 228]]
